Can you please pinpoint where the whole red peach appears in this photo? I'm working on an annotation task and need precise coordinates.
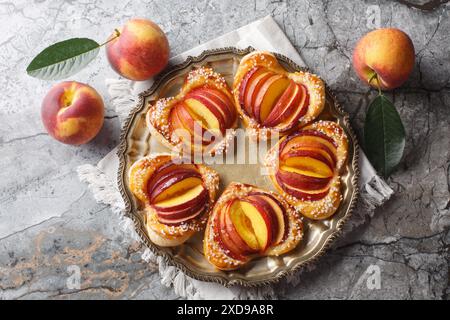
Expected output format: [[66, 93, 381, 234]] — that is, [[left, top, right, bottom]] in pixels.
[[352, 28, 415, 90], [106, 18, 170, 81], [41, 81, 104, 145]]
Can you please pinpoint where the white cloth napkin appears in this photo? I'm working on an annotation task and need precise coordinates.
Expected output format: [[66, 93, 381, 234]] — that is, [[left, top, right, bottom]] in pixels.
[[78, 15, 393, 299]]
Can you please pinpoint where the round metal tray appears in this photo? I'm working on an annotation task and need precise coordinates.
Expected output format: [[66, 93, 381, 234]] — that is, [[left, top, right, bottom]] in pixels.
[[117, 47, 359, 286]]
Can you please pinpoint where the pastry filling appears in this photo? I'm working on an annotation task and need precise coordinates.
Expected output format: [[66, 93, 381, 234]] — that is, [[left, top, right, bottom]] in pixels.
[[170, 86, 236, 149]]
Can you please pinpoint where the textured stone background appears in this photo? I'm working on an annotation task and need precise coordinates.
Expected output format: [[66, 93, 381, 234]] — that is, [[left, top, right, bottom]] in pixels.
[[0, 0, 448, 299]]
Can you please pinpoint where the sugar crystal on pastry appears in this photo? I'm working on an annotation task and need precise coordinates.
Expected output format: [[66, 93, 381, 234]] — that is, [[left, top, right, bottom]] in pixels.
[[232, 51, 326, 141]]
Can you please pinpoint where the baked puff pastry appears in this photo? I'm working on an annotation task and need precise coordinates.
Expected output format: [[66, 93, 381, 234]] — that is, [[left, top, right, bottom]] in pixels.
[[129, 154, 219, 247], [146, 66, 238, 156], [233, 51, 325, 139], [204, 182, 303, 270], [265, 120, 349, 220]]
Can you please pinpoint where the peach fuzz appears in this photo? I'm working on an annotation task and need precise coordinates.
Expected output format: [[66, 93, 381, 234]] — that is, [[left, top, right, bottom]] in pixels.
[[41, 81, 104, 145], [106, 18, 169, 81], [352, 28, 415, 90]]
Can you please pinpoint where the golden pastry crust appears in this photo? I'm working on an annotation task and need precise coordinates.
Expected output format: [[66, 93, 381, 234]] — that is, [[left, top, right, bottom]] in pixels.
[[204, 182, 303, 270], [233, 51, 325, 140], [265, 120, 349, 220], [129, 154, 220, 246], [146, 67, 238, 156]]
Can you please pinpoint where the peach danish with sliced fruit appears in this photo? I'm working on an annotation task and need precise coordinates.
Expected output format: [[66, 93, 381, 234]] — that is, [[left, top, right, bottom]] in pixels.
[[233, 51, 325, 139], [265, 121, 349, 220], [204, 182, 303, 270], [146, 66, 238, 156], [129, 154, 219, 246]]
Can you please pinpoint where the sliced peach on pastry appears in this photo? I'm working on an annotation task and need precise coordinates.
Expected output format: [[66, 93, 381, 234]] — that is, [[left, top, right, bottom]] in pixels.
[[241, 68, 271, 116], [275, 84, 309, 131], [185, 93, 226, 133], [173, 103, 211, 145], [151, 176, 203, 204], [246, 195, 278, 249], [238, 67, 261, 109], [280, 141, 337, 167], [294, 130, 338, 148], [244, 70, 274, 117], [157, 206, 205, 225], [184, 98, 221, 134], [253, 74, 290, 123], [171, 103, 198, 135], [147, 165, 198, 199], [260, 77, 291, 122], [239, 200, 273, 251], [155, 184, 208, 225], [277, 166, 331, 191], [280, 134, 337, 161], [189, 88, 235, 129], [170, 104, 186, 132], [154, 183, 206, 208], [263, 80, 300, 127], [157, 199, 205, 220], [201, 88, 236, 123], [283, 158, 333, 179], [251, 194, 286, 246], [147, 162, 195, 192]]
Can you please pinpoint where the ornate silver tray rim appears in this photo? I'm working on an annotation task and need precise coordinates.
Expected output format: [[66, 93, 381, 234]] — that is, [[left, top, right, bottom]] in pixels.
[[116, 46, 360, 287]]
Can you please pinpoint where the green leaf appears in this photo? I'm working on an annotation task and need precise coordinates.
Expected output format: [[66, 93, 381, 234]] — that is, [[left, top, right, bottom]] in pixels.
[[26, 38, 100, 80], [364, 95, 406, 177]]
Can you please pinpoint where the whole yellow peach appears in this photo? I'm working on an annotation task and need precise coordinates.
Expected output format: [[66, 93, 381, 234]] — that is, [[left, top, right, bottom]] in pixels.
[[41, 81, 104, 145], [106, 18, 170, 81], [352, 28, 415, 90]]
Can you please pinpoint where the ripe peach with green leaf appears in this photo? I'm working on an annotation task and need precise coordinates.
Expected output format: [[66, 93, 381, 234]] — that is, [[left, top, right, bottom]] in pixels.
[[143, 161, 211, 226], [215, 193, 288, 257], [106, 18, 170, 81], [352, 28, 415, 90], [41, 81, 104, 145]]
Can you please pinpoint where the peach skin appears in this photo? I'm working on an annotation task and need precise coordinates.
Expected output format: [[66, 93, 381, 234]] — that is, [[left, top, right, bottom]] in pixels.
[[41, 81, 104, 145], [128, 154, 220, 247], [352, 28, 415, 90], [106, 18, 169, 81]]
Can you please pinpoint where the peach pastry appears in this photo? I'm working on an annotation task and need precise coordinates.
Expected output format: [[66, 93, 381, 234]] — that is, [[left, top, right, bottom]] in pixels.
[[233, 51, 325, 139], [129, 154, 219, 246], [204, 182, 303, 270], [146, 66, 238, 155], [265, 120, 349, 220]]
